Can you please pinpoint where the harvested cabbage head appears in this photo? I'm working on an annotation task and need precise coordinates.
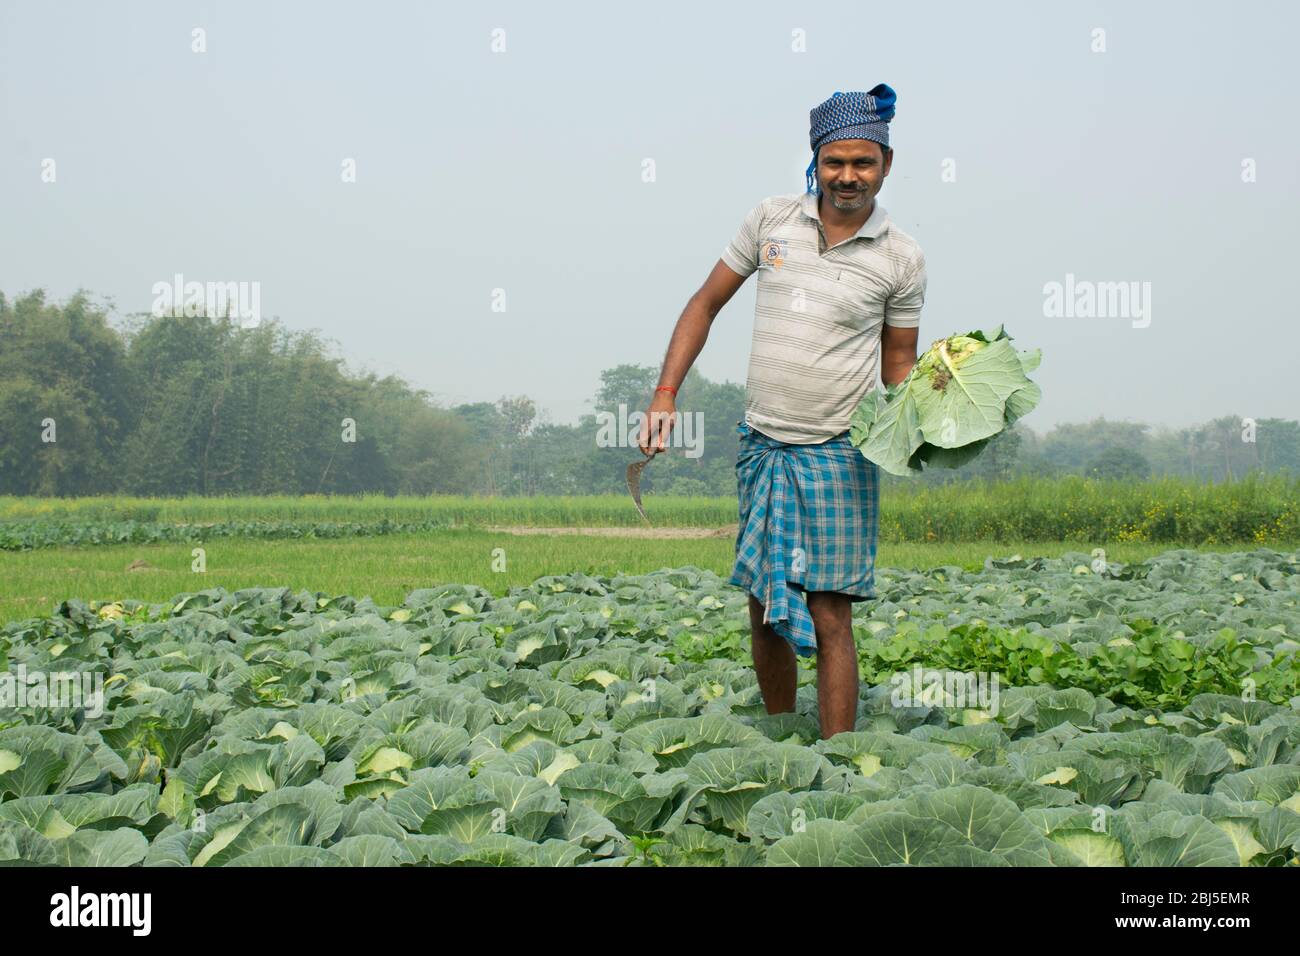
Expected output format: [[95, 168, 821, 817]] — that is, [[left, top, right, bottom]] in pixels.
[[850, 325, 1041, 477]]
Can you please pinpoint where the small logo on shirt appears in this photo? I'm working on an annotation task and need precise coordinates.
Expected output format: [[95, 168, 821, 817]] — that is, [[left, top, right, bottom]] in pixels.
[[760, 238, 788, 270]]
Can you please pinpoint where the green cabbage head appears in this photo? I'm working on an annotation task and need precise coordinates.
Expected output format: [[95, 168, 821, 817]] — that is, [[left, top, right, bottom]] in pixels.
[[850, 325, 1041, 477]]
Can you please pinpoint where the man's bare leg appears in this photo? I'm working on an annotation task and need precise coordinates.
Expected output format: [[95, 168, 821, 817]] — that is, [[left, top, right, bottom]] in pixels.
[[748, 594, 796, 714], [807, 591, 858, 739]]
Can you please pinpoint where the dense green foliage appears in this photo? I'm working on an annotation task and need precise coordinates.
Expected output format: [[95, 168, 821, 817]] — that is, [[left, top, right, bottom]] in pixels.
[[1, 549, 1297, 866], [2, 474, 1296, 551], [2, 291, 1299, 497]]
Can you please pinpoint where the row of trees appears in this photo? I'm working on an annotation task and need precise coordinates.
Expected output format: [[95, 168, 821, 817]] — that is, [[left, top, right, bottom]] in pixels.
[[1, 290, 1297, 497]]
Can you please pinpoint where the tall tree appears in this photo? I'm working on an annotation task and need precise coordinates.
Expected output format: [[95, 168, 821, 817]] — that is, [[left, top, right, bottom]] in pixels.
[[0, 291, 130, 494]]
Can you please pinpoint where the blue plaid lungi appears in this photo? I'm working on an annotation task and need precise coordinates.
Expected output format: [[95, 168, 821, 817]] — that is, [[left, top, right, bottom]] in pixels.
[[727, 420, 880, 657]]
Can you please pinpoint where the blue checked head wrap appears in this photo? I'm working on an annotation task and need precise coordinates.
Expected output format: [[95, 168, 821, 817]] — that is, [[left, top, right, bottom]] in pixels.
[[805, 84, 896, 195]]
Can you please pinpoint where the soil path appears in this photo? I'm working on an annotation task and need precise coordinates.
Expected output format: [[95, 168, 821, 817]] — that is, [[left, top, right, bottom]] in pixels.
[[485, 525, 738, 540]]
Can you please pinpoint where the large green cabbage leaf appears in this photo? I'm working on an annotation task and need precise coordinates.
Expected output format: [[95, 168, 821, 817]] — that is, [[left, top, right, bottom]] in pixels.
[[850, 325, 1042, 477]]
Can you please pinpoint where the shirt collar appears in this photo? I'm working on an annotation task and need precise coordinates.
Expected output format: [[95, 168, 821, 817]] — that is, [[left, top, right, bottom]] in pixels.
[[799, 190, 890, 240]]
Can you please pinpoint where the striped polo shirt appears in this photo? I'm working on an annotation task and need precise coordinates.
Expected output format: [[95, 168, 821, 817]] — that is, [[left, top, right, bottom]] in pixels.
[[720, 191, 927, 444]]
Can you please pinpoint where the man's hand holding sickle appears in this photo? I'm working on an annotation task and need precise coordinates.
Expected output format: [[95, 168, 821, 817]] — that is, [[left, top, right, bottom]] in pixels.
[[627, 387, 678, 524]]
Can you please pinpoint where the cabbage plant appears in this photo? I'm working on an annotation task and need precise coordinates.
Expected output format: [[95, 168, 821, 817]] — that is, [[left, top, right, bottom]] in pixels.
[[851, 325, 1041, 477]]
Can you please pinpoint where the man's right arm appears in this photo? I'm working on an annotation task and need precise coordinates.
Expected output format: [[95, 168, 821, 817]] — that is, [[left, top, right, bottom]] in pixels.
[[638, 260, 748, 454], [638, 201, 764, 455]]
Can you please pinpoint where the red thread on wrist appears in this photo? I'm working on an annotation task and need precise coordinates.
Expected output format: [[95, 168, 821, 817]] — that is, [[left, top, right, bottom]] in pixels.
[[655, 386, 678, 396]]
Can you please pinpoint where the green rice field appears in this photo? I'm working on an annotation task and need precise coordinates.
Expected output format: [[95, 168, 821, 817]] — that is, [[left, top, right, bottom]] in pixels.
[[1, 473, 1296, 545]]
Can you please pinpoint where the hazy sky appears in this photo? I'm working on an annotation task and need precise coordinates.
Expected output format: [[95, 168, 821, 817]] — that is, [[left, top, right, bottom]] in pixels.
[[3, 0, 1296, 433]]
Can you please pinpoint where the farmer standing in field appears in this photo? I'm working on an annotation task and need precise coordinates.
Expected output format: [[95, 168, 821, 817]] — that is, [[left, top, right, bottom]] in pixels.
[[638, 85, 926, 739]]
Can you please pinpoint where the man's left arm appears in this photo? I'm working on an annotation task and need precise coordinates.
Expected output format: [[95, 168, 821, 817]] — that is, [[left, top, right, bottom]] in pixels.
[[880, 248, 927, 387], [880, 324, 918, 387]]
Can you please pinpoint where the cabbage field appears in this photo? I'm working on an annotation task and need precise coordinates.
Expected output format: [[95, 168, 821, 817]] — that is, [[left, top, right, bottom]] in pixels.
[[2, 548, 1299, 866]]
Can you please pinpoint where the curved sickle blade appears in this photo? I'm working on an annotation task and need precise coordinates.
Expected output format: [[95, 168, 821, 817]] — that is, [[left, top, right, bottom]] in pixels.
[[626, 455, 655, 524]]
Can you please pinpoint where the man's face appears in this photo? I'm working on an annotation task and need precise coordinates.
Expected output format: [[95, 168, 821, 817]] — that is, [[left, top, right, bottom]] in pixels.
[[817, 139, 892, 213]]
